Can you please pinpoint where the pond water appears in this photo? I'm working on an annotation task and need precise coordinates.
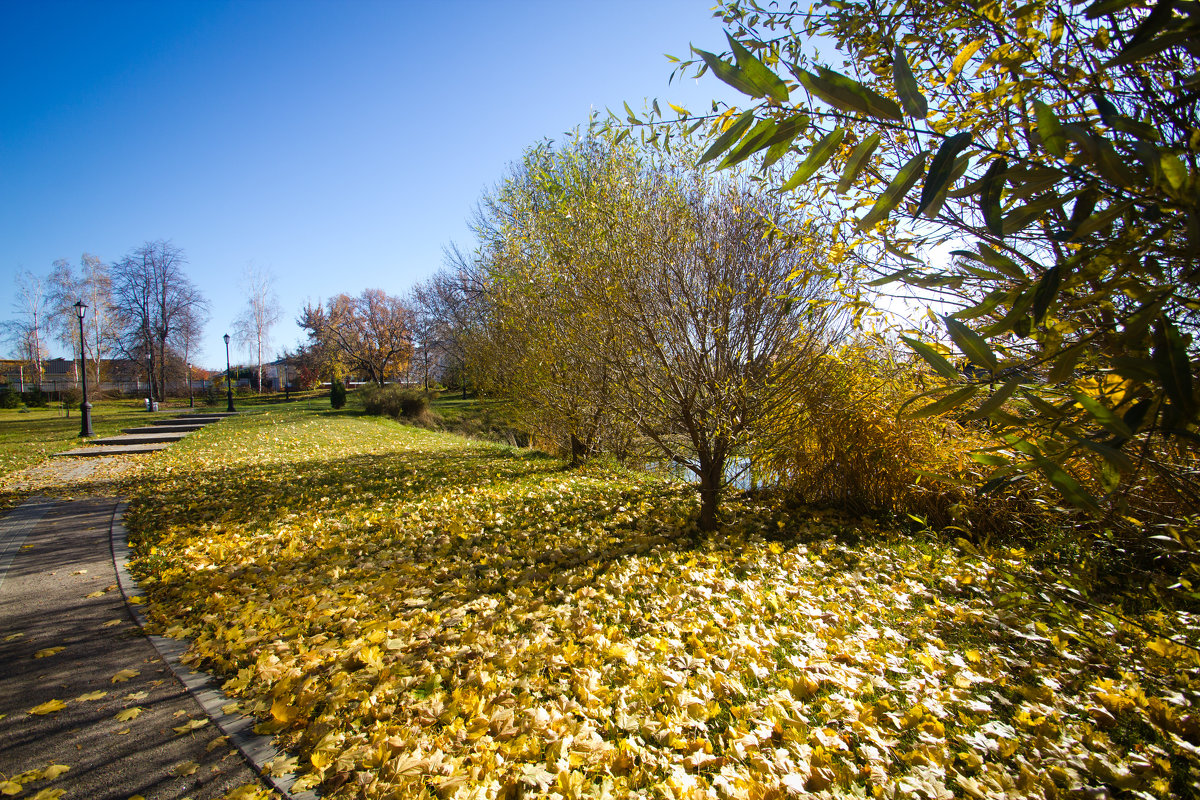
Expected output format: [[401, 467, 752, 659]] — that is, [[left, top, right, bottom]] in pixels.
[[644, 456, 778, 491]]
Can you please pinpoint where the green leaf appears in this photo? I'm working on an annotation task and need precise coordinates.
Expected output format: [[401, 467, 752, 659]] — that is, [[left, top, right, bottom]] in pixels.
[[1034, 100, 1066, 157], [698, 110, 757, 165], [1084, 0, 1139, 19], [759, 114, 810, 169], [1031, 265, 1064, 324], [727, 35, 790, 102], [858, 151, 927, 230], [980, 158, 1007, 236], [976, 244, 1026, 280], [837, 132, 881, 194], [901, 335, 960, 379], [1153, 317, 1196, 417], [892, 46, 927, 118], [918, 132, 972, 217], [943, 315, 998, 371], [1034, 455, 1100, 512], [1048, 342, 1088, 383], [794, 66, 904, 121], [717, 119, 778, 169], [965, 379, 1020, 420], [1161, 153, 1188, 190], [907, 385, 980, 418], [1071, 390, 1133, 438], [1106, 29, 1195, 69], [1075, 438, 1136, 475], [1071, 200, 1132, 239], [693, 47, 766, 98], [780, 128, 846, 190]]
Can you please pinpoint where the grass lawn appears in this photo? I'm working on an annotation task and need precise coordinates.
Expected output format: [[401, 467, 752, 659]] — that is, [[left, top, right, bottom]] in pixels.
[[120, 403, 1198, 799], [0, 400, 185, 477]]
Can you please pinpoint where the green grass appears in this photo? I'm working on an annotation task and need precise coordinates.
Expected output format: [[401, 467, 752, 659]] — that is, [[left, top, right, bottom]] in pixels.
[[0, 400, 175, 477]]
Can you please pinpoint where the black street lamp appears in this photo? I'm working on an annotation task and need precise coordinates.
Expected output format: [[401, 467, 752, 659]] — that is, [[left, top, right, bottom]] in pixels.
[[224, 333, 235, 412], [74, 301, 94, 437]]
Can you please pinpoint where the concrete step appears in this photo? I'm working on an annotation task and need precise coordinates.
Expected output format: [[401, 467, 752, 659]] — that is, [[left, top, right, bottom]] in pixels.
[[150, 416, 226, 425], [86, 431, 191, 446], [124, 423, 207, 434], [55, 443, 172, 457]]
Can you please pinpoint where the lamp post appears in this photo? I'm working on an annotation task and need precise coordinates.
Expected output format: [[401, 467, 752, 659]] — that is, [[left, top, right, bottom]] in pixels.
[[224, 333, 235, 412], [74, 301, 94, 437]]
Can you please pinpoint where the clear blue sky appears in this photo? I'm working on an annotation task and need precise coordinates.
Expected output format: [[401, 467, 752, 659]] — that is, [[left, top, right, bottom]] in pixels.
[[1, 0, 738, 368]]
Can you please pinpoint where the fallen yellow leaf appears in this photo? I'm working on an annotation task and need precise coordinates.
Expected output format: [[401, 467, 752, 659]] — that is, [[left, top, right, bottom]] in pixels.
[[40, 765, 70, 781], [111, 669, 140, 683], [115, 707, 144, 722], [28, 699, 67, 715], [34, 646, 65, 659]]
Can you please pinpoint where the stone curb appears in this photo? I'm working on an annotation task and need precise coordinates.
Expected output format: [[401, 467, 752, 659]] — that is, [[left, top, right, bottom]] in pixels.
[[108, 501, 318, 800]]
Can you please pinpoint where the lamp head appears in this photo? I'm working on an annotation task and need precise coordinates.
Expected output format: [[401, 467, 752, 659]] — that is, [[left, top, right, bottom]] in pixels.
[[224, 333, 231, 345], [74, 300, 87, 319]]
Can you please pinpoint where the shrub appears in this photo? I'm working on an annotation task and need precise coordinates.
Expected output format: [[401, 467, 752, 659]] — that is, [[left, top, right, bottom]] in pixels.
[[760, 337, 1032, 539], [23, 388, 47, 408], [0, 390, 18, 409], [330, 379, 347, 410], [359, 384, 441, 427]]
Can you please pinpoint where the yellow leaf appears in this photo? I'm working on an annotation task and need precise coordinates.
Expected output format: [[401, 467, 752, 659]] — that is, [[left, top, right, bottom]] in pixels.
[[85, 590, 106, 598], [75, 691, 108, 702], [40, 765, 70, 781], [173, 718, 208, 735], [30, 790, 65, 800], [115, 707, 144, 722], [101, 620, 123, 628], [28, 699, 67, 715], [270, 697, 301, 725], [170, 761, 199, 777], [948, 39, 986, 82], [34, 647, 65, 659], [111, 669, 140, 683], [128, 596, 144, 605], [1, 781, 22, 795]]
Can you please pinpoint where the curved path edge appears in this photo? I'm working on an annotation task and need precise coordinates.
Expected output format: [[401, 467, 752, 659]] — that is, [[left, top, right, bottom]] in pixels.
[[109, 501, 318, 800]]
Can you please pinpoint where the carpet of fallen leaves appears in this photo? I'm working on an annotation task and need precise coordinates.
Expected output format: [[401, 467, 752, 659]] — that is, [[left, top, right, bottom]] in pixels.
[[123, 408, 1200, 799]]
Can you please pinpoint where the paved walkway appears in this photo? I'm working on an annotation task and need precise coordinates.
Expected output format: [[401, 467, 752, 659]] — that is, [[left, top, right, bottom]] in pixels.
[[0, 427, 308, 800]]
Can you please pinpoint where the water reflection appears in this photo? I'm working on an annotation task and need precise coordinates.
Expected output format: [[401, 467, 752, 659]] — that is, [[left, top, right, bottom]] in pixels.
[[643, 456, 777, 491]]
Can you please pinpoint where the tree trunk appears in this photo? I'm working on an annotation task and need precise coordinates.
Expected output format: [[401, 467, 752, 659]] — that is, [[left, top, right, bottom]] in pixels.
[[696, 455, 725, 532]]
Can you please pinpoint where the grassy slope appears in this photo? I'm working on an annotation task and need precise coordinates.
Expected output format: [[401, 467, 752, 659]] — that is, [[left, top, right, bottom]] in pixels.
[[123, 403, 1199, 799], [0, 401, 162, 476]]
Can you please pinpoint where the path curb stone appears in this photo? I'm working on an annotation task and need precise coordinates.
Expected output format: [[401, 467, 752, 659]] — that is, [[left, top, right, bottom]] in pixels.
[[110, 502, 318, 800]]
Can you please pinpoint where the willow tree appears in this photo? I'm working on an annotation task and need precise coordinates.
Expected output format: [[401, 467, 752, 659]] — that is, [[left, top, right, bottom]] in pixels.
[[635, 0, 1199, 517], [471, 135, 843, 529], [470, 138, 640, 462]]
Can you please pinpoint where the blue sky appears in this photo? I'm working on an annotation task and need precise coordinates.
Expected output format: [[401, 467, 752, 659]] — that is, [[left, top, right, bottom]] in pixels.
[[1, 0, 739, 368]]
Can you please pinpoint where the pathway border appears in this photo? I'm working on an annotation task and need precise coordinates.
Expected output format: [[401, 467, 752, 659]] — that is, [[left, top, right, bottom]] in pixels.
[[109, 501, 318, 800]]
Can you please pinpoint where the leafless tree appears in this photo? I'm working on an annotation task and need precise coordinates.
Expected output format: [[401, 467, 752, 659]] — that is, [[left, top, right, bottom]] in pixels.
[[110, 241, 208, 400], [5, 271, 50, 382], [413, 248, 490, 397], [232, 266, 282, 392]]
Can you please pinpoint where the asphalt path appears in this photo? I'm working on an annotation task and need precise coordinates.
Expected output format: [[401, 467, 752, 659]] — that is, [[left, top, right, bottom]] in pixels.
[[0, 495, 263, 799]]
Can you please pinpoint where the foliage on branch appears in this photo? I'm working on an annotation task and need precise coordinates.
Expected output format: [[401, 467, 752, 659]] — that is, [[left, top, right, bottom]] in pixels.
[[633, 0, 1200, 522]]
